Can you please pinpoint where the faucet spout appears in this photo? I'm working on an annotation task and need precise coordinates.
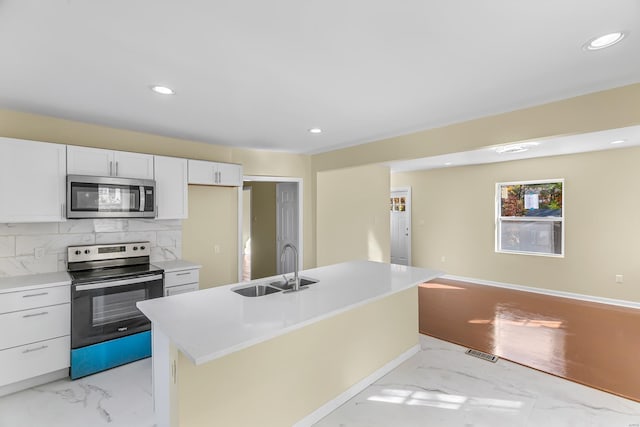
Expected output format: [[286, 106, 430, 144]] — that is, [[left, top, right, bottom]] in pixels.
[[280, 243, 300, 291]]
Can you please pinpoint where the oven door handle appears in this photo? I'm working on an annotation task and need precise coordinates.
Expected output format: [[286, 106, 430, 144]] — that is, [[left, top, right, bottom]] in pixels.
[[75, 274, 163, 291]]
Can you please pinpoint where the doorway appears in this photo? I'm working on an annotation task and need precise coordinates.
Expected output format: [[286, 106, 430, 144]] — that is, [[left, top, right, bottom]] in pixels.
[[238, 176, 303, 281], [390, 187, 411, 265]]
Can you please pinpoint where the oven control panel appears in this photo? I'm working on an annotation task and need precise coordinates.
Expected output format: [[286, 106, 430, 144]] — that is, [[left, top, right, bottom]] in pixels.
[[68, 242, 151, 263]]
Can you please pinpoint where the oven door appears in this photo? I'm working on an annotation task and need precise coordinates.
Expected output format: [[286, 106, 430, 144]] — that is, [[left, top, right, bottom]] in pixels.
[[71, 273, 163, 349]]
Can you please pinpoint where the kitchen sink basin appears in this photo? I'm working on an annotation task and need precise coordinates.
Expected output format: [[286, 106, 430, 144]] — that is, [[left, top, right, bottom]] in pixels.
[[232, 284, 281, 297], [270, 277, 319, 290], [232, 277, 319, 297]]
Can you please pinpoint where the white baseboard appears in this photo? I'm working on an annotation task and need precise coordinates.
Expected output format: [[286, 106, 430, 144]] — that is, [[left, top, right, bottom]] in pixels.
[[0, 368, 68, 397], [293, 344, 420, 427], [444, 274, 640, 310]]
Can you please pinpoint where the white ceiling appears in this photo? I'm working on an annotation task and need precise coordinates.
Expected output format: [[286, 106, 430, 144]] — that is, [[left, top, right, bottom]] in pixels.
[[0, 1, 639, 154]]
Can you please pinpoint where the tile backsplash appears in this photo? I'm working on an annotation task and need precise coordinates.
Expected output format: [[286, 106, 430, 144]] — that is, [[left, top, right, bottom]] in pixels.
[[0, 219, 182, 277]]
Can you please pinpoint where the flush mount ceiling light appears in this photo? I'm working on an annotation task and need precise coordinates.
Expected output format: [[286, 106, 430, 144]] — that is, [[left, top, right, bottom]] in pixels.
[[610, 139, 626, 145], [150, 85, 175, 95], [584, 32, 626, 50], [308, 128, 322, 134], [493, 142, 539, 154]]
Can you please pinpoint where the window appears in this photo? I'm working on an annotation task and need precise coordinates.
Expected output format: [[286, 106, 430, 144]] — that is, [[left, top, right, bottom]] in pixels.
[[496, 179, 564, 257]]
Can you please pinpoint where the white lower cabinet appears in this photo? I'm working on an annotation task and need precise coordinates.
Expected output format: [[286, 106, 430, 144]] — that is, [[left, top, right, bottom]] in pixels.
[[163, 266, 200, 296], [165, 283, 199, 296], [0, 283, 71, 390], [0, 303, 70, 350], [0, 336, 70, 387]]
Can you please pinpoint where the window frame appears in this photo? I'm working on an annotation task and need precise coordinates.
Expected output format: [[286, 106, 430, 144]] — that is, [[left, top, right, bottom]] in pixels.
[[495, 178, 565, 258]]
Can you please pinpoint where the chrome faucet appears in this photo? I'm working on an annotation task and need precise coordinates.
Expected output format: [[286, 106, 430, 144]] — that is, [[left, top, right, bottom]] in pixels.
[[280, 243, 300, 292]]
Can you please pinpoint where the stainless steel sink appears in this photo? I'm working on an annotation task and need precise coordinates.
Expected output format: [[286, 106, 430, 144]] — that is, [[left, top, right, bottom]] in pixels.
[[232, 277, 319, 297], [270, 277, 319, 290], [232, 284, 282, 297]]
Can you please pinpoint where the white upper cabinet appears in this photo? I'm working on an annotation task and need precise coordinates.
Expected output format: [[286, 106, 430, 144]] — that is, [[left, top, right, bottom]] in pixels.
[[67, 146, 154, 179], [66, 146, 112, 176], [215, 162, 243, 186], [0, 137, 67, 223], [113, 151, 154, 179], [188, 160, 242, 187], [154, 156, 188, 219]]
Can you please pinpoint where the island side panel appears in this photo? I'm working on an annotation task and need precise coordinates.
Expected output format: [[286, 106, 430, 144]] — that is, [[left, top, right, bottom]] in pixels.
[[151, 325, 179, 427], [176, 287, 418, 427]]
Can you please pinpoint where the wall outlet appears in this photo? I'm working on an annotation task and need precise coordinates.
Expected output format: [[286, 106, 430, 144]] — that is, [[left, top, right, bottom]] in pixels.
[[34, 247, 45, 259], [615, 274, 623, 284]]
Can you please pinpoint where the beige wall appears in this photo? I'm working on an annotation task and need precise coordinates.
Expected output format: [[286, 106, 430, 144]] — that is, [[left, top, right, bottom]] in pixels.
[[316, 164, 390, 266], [182, 185, 239, 288], [313, 83, 640, 171], [247, 182, 277, 279], [392, 146, 640, 302], [176, 287, 418, 427]]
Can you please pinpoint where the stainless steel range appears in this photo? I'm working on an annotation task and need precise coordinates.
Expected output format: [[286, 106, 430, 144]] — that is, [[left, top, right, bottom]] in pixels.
[[67, 242, 163, 379]]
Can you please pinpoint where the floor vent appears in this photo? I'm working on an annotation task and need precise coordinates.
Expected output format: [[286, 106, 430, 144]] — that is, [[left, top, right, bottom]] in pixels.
[[465, 348, 499, 363]]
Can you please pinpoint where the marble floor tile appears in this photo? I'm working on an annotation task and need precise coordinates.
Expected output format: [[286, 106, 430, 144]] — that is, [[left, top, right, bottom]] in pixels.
[[314, 336, 640, 427], [0, 358, 155, 427]]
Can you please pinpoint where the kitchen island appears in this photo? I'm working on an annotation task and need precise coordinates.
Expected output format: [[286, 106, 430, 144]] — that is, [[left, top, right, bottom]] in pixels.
[[137, 260, 441, 427]]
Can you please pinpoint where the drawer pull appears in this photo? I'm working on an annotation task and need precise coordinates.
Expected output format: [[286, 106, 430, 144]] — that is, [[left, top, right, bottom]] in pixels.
[[22, 292, 49, 298], [22, 345, 48, 354], [176, 272, 191, 276], [22, 311, 49, 318]]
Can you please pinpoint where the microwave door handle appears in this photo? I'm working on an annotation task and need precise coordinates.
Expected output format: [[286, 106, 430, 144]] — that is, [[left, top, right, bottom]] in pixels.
[[139, 186, 145, 212]]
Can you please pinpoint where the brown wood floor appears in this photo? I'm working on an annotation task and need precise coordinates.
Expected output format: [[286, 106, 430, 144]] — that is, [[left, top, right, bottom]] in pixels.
[[419, 278, 640, 402]]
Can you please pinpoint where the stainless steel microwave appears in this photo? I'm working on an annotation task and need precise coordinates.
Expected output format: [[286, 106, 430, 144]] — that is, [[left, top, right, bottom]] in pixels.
[[67, 175, 156, 219]]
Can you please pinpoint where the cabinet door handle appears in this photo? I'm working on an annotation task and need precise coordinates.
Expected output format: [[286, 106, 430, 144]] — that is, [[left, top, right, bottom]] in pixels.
[[23, 311, 49, 318], [109, 161, 113, 176], [22, 345, 48, 354], [176, 272, 191, 276], [22, 292, 48, 298], [115, 161, 119, 176]]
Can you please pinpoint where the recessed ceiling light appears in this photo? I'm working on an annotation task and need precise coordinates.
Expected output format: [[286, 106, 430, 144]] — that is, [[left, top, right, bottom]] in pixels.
[[308, 128, 322, 134], [493, 142, 539, 154], [610, 139, 626, 145], [584, 32, 626, 50], [151, 85, 175, 95]]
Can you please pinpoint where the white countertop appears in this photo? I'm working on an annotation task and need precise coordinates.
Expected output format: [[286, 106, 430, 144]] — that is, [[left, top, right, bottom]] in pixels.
[[152, 260, 202, 273], [0, 271, 71, 294], [137, 260, 442, 365]]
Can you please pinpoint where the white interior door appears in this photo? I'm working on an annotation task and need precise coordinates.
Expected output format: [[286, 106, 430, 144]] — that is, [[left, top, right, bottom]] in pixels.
[[390, 188, 411, 266], [276, 182, 299, 274]]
